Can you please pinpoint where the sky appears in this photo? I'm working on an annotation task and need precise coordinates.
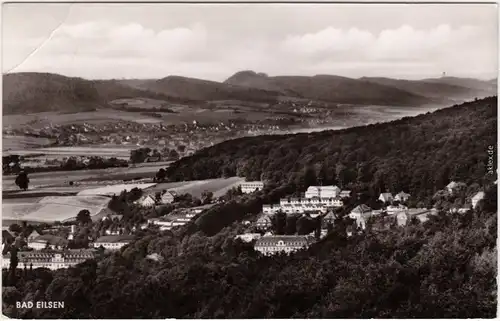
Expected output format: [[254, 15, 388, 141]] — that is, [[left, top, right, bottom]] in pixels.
[[2, 3, 498, 81]]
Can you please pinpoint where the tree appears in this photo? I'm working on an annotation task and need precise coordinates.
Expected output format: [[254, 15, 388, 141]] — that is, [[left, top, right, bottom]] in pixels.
[[271, 211, 287, 235], [155, 168, 167, 182], [201, 190, 213, 205], [8, 224, 22, 234], [76, 209, 91, 225], [15, 172, 29, 191], [8, 247, 18, 285]]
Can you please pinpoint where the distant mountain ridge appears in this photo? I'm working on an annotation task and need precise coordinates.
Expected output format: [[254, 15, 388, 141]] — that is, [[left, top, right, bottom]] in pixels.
[[2, 72, 186, 115], [3, 71, 497, 114]]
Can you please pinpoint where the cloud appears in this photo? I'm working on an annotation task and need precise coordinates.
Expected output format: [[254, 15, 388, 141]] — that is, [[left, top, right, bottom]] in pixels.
[[5, 21, 497, 81]]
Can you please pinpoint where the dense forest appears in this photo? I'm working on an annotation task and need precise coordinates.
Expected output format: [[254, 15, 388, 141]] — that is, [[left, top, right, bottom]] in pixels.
[[2, 97, 497, 318]]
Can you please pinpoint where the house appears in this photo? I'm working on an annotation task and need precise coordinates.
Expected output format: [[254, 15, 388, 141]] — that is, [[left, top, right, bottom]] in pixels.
[[160, 191, 176, 204], [322, 211, 336, 226], [396, 211, 409, 226], [256, 215, 272, 229], [240, 181, 265, 193], [102, 214, 123, 222], [136, 194, 156, 207], [254, 235, 314, 256], [2, 249, 96, 270], [378, 193, 394, 203], [92, 235, 135, 251], [348, 204, 373, 229], [27, 230, 41, 242], [235, 233, 262, 243], [28, 235, 68, 250], [472, 191, 485, 208], [446, 181, 459, 193], [305, 185, 341, 199], [394, 191, 411, 203], [340, 190, 352, 199]]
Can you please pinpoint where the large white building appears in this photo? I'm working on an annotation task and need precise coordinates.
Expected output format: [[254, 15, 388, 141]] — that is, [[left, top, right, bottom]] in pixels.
[[305, 186, 341, 199], [254, 235, 314, 256], [241, 181, 265, 193], [262, 197, 343, 216], [2, 250, 96, 270], [92, 235, 135, 251]]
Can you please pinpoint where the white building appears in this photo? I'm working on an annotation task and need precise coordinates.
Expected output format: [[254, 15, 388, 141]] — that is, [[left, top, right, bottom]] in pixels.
[[378, 193, 394, 203], [348, 204, 373, 229], [305, 185, 341, 199], [235, 233, 262, 243], [472, 191, 485, 208], [394, 191, 411, 203], [2, 250, 95, 270], [254, 235, 314, 256], [256, 215, 273, 229], [446, 181, 460, 193], [268, 197, 343, 215], [27, 234, 68, 250], [241, 181, 264, 194], [339, 190, 352, 199], [160, 191, 176, 204], [136, 195, 156, 207], [92, 235, 135, 251]]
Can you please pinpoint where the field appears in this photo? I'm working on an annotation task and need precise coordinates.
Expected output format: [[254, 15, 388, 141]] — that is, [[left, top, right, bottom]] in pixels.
[[3, 135, 55, 151], [146, 177, 245, 198], [2, 162, 170, 192], [4, 146, 133, 158], [2, 177, 245, 224], [2, 195, 110, 223]]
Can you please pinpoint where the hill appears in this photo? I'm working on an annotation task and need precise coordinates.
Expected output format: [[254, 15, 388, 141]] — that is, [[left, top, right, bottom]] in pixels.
[[119, 75, 282, 103], [359, 77, 494, 103], [224, 72, 433, 106], [3, 73, 182, 115], [422, 76, 497, 93]]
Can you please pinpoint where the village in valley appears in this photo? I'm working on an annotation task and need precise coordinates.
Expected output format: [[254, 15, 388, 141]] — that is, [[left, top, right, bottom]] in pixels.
[[1, 175, 490, 269]]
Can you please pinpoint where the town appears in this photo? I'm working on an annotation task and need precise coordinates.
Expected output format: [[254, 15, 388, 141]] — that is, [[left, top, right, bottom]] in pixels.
[[2, 177, 490, 268]]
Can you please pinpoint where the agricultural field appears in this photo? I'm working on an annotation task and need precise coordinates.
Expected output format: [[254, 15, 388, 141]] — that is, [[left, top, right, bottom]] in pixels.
[[2, 195, 110, 223], [3, 135, 55, 151], [5, 146, 133, 158], [146, 177, 245, 198], [3, 109, 164, 130]]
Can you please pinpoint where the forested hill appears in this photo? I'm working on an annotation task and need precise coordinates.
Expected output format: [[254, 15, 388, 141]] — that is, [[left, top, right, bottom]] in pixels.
[[167, 96, 497, 204]]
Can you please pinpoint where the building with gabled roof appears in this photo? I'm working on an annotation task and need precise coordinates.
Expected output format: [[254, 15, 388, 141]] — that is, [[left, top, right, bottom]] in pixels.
[[136, 194, 156, 207], [349, 204, 374, 229], [472, 191, 485, 208], [394, 191, 411, 203], [446, 181, 461, 193], [378, 193, 394, 203], [28, 234, 69, 250]]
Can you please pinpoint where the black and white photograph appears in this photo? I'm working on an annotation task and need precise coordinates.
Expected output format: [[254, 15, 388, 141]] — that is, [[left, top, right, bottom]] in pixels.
[[1, 2, 498, 318]]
